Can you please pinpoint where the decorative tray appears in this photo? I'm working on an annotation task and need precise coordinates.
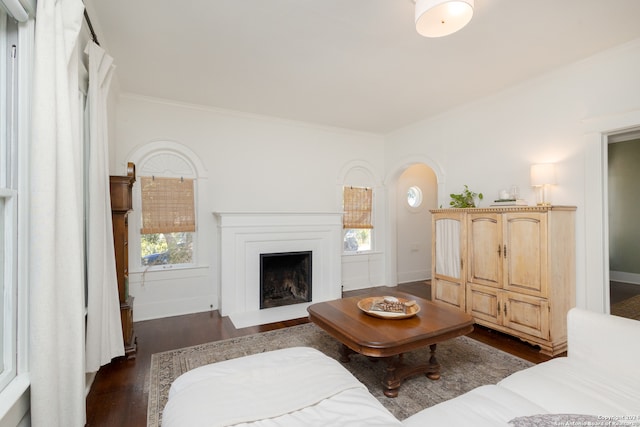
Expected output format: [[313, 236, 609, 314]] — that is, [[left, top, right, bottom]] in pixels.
[[357, 296, 420, 319]]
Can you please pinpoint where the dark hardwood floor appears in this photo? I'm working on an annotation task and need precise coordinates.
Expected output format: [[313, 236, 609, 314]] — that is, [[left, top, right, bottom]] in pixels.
[[85, 281, 553, 426], [610, 280, 640, 304]]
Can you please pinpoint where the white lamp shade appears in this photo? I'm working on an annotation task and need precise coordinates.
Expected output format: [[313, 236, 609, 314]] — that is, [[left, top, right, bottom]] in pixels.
[[415, 0, 474, 38], [530, 163, 557, 186]]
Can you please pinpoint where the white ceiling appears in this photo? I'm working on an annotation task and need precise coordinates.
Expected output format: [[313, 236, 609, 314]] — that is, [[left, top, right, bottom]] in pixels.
[[83, 0, 640, 134]]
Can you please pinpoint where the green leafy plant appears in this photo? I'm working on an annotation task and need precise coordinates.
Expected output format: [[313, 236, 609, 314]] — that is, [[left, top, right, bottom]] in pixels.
[[449, 185, 483, 208]]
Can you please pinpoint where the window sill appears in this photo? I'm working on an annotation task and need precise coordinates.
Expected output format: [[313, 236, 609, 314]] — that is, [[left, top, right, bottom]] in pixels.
[[342, 251, 382, 257], [130, 264, 210, 278], [0, 374, 30, 424]]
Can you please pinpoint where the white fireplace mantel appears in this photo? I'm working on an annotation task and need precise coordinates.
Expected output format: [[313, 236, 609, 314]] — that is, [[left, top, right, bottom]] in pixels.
[[213, 212, 343, 328]]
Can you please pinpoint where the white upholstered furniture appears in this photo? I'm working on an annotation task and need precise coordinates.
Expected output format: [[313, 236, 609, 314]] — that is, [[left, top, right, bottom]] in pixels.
[[403, 307, 640, 426], [162, 346, 402, 427], [162, 308, 640, 426]]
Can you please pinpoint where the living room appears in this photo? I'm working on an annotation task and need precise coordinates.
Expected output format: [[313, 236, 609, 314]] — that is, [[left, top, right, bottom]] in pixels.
[[1, 1, 640, 426], [99, 1, 640, 424], [99, 2, 640, 324]]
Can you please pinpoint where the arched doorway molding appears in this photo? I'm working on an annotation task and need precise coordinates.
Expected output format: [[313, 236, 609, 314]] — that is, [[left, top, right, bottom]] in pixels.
[[383, 155, 445, 287]]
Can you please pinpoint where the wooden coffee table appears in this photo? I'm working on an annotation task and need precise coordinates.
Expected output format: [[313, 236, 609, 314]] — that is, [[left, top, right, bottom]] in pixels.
[[307, 290, 474, 397]]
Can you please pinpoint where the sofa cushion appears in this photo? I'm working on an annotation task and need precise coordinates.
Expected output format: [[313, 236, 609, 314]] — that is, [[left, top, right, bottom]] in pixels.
[[498, 357, 640, 416], [401, 385, 548, 427], [162, 346, 402, 427]]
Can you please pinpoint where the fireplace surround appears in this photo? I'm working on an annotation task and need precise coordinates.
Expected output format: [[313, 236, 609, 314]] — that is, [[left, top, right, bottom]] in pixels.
[[214, 212, 343, 328]]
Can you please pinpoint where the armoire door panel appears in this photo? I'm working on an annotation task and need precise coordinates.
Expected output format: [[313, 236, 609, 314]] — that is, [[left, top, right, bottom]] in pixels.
[[431, 212, 466, 310], [468, 214, 501, 288], [433, 278, 465, 310], [504, 213, 548, 297], [503, 293, 549, 339], [466, 284, 499, 324]]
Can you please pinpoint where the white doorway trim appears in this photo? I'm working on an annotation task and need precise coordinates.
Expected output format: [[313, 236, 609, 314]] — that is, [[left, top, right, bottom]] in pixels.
[[583, 109, 640, 313], [384, 155, 445, 287]]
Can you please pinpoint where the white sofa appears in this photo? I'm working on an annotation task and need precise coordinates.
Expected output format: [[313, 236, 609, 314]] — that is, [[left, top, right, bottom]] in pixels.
[[403, 307, 640, 426], [162, 308, 640, 427]]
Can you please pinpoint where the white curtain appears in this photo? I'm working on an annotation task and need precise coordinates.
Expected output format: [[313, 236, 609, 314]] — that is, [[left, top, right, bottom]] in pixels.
[[84, 41, 124, 373], [29, 0, 86, 426], [435, 219, 461, 278]]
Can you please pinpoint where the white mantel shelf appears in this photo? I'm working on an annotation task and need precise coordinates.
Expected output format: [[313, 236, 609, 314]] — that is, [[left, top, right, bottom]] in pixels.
[[213, 212, 343, 328], [213, 211, 343, 227]]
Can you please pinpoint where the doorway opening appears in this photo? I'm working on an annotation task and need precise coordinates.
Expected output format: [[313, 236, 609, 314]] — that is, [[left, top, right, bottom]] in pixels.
[[607, 130, 640, 320], [395, 163, 437, 286]]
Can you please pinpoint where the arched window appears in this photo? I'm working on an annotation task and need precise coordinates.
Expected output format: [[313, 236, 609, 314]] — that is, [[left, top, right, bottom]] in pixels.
[[131, 145, 202, 270], [342, 185, 373, 252], [407, 185, 423, 208], [338, 161, 379, 254]]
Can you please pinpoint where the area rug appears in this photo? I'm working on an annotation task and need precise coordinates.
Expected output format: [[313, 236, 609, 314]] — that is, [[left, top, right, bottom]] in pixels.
[[147, 323, 533, 427], [611, 294, 640, 320]]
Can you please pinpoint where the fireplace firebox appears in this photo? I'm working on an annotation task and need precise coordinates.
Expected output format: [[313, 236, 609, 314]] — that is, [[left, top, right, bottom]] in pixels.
[[260, 251, 312, 309]]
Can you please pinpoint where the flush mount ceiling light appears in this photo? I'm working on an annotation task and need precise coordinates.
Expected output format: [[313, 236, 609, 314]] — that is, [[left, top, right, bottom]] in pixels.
[[414, 0, 474, 38]]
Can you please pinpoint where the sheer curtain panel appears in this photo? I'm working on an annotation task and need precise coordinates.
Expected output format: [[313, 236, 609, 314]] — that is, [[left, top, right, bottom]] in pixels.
[[84, 41, 124, 373], [29, 0, 86, 426]]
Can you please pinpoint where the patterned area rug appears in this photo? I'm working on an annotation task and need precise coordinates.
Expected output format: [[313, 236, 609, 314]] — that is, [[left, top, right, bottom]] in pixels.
[[612, 294, 640, 320], [147, 323, 533, 427]]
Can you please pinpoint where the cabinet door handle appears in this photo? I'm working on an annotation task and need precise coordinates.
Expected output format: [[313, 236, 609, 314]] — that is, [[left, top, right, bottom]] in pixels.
[[504, 303, 508, 316], [497, 245, 501, 256], [503, 244, 507, 258], [497, 302, 501, 315]]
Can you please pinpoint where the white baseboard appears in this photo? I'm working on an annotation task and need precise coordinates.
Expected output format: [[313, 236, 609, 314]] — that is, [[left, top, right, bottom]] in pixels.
[[397, 270, 429, 284], [610, 271, 640, 285], [133, 295, 217, 321], [85, 372, 96, 397]]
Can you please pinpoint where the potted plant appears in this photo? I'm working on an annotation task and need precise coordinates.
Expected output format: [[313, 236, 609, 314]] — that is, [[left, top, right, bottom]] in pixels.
[[449, 185, 483, 208]]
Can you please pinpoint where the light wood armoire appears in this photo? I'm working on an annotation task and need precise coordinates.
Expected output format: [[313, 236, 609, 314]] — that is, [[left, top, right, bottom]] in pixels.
[[430, 206, 576, 356], [110, 163, 137, 359]]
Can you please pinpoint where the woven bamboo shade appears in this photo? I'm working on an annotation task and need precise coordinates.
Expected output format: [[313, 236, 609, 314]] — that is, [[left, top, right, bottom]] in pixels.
[[140, 176, 195, 234], [343, 186, 373, 229]]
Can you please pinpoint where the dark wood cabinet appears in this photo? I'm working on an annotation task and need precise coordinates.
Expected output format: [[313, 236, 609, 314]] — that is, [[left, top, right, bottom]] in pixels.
[[110, 162, 137, 358]]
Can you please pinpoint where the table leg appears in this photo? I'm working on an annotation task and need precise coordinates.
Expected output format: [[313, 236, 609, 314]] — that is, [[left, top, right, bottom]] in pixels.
[[340, 344, 355, 363], [382, 345, 442, 397], [382, 357, 402, 398], [425, 343, 441, 380]]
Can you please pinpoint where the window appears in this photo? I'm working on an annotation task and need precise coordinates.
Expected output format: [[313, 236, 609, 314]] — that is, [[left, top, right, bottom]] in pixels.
[[140, 176, 196, 267], [0, 10, 18, 391], [343, 186, 372, 252], [407, 186, 423, 208]]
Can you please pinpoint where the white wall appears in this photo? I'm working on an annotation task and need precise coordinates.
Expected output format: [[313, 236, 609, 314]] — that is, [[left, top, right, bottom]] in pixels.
[[113, 95, 386, 320], [384, 38, 640, 313]]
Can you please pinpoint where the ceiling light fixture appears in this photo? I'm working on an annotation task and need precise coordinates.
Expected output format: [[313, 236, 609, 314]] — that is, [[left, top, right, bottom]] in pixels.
[[414, 0, 474, 38]]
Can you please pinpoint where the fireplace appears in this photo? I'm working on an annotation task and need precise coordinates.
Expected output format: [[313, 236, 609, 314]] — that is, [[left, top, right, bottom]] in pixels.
[[260, 251, 312, 309], [214, 211, 343, 328]]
